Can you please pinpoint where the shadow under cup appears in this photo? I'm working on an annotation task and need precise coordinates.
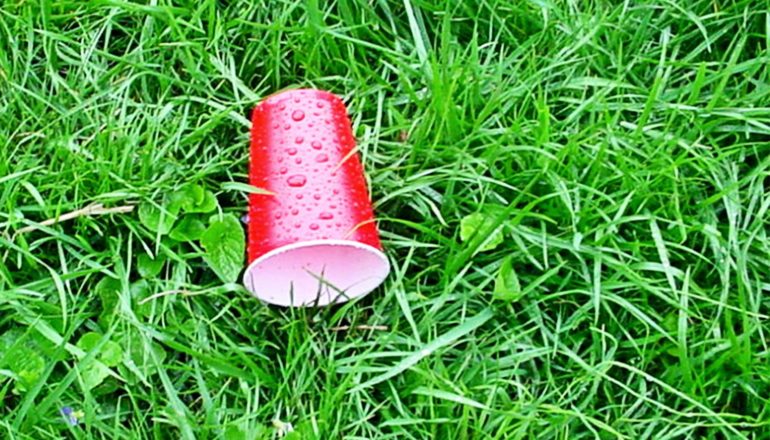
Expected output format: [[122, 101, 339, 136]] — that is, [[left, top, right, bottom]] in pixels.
[[243, 89, 390, 306]]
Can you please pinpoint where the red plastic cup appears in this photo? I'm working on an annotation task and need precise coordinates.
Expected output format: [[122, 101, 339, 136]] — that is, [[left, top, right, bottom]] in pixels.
[[243, 89, 390, 306]]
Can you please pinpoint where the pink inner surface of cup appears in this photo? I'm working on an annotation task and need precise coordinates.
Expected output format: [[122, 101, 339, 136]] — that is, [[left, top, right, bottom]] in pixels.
[[243, 239, 389, 306]]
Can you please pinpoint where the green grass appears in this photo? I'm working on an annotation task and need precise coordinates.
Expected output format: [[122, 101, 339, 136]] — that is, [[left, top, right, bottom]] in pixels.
[[1, 0, 770, 438]]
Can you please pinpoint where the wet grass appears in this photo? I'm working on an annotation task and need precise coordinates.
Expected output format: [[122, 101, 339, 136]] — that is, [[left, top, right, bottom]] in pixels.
[[1, 1, 769, 438]]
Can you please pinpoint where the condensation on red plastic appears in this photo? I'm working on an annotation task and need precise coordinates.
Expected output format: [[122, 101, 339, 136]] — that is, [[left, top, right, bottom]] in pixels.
[[248, 89, 382, 263]]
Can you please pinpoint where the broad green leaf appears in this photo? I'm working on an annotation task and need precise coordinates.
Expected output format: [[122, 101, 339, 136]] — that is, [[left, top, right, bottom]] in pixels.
[[493, 256, 522, 301], [185, 189, 218, 213], [459, 213, 504, 252], [169, 215, 206, 242], [138, 200, 179, 235], [75, 332, 123, 389], [8, 347, 45, 390], [0, 329, 23, 361], [96, 277, 121, 329], [170, 184, 205, 212], [121, 332, 166, 382], [137, 252, 166, 278], [76, 332, 123, 366], [76, 332, 102, 352], [130, 280, 152, 318], [223, 425, 247, 440], [284, 421, 314, 440], [81, 360, 111, 391], [100, 341, 123, 367], [201, 214, 244, 283], [223, 423, 269, 440], [1, 332, 46, 391]]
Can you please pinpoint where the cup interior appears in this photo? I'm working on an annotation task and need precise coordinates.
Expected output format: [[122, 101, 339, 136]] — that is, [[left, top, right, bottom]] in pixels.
[[243, 239, 390, 307]]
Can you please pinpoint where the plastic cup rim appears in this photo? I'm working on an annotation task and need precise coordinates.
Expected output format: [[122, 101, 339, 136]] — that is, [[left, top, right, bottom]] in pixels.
[[242, 238, 390, 307]]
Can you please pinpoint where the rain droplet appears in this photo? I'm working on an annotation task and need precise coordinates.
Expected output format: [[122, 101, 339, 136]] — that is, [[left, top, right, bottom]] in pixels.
[[330, 204, 337, 209], [291, 110, 305, 121], [319, 212, 333, 220], [279, 103, 287, 110], [240, 214, 249, 224], [287, 175, 307, 187], [311, 141, 322, 150], [316, 102, 324, 108], [296, 194, 304, 200], [287, 148, 298, 155], [293, 97, 301, 103], [279, 166, 288, 174], [283, 123, 291, 130], [315, 153, 329, 163], [272, 123, 280, 129], [292, 209, 299, 215], [335, 222, 342, 227], [274, 212, 282, 219], [294, 222, 301, 229], [295, 136, 304, 144], [313, 194, 322, 200], [332, 189, 340, 195], [309, 223, 319, 230], [295, 157, 302, 164]]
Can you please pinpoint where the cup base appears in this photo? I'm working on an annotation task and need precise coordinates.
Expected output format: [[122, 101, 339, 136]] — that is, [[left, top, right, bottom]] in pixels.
[[243, 239, 390, 307]]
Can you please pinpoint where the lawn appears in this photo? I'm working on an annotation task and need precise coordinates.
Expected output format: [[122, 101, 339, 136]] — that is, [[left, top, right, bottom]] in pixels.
[[1, 1, 769, 438]]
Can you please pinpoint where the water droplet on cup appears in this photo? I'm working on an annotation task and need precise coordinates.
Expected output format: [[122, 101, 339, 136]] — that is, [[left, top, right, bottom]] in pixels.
[[311, 141, 322, 150], [287, 175, 307, 187], [315, 153, 329, 163], [295, 136, 304, 144], [291, 110, 305, 121], [309, 223, 319, 230], [319, 212, 333, 220]]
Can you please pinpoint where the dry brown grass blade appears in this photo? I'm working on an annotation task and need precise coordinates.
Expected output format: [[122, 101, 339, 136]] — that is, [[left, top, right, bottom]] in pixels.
[[13, 203, 135, 237]]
